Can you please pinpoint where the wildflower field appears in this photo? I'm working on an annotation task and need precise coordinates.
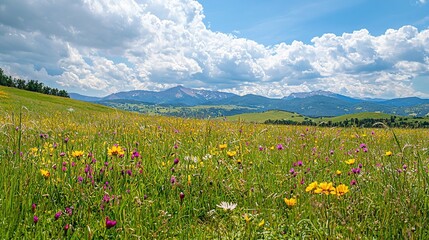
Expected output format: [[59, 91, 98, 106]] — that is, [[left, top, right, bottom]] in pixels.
[[1, 87, 429, 239]]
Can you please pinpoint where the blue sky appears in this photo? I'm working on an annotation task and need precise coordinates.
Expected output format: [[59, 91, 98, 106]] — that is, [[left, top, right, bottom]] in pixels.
[[200, 0, 429, 45], [0, 0, 428, 99]]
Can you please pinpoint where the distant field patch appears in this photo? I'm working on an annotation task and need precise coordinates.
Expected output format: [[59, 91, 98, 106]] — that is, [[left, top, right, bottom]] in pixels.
[[0, 90, 8, 98]]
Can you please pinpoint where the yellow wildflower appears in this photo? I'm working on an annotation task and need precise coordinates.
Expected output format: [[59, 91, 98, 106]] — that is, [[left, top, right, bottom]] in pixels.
[[72, 150, 84, 158], [385, 151, 393, 157], [314, 182, 335, 195], [345, 159, 355, 165], [108, 145, 125, 156], [227, 150, 237, 158], [305, 181, 318, 193], [243, 214, 250, 223], [284, 197, 297, 207], [332, 184, 349, 196], [219, 144, 227, 150], [40, 169, 50, 179], [258, 219, 265, 227], [187, 175, 191, 186], [336, 170, 342, 175]]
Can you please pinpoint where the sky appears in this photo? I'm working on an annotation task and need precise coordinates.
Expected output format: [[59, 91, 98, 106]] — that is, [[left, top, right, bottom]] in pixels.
[[0, 0, 428, 99]]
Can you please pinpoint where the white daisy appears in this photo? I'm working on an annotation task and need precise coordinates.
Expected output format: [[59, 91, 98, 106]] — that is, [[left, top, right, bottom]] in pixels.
[[216, 202, 237, 211]]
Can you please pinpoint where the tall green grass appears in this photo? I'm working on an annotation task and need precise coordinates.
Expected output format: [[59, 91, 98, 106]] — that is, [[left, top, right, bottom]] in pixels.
[[1, 86, 429, 238]]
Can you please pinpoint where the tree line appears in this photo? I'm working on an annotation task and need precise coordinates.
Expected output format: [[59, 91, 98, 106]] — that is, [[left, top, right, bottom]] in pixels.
[[265, 116, 429, 128], [0, 68, 69, 98]]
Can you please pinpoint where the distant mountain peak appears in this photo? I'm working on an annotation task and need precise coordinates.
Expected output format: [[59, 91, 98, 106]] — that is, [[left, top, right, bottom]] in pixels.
[[285, 90, 335, 99], [71, 86, 429, 117]]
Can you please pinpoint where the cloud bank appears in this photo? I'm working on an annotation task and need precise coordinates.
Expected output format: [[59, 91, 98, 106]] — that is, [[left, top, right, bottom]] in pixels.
[[0, 0, 428, 98]]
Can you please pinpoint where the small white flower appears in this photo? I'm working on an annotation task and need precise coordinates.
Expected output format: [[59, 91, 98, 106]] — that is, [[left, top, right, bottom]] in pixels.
[[184, 155, 199, 163], [216, 201, 237, 211], [202, 154, 212, 161]]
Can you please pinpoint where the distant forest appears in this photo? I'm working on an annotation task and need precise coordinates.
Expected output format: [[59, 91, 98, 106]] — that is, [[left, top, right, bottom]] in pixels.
[[266, 116, 429, 128], [0, 68, 69, 98]]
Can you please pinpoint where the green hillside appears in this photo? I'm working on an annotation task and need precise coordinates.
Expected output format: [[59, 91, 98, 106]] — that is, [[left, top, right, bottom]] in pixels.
[[225, 109, 429, 128], [322, 112, 398, 123], [224, 110, 307, 123], [0, 86, 116, 115]]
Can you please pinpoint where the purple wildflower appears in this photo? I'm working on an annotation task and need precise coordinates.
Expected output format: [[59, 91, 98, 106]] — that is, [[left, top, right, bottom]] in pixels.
[[170, 176, 176, 184], [105, 217, 117, 229], [54, 211, 62, 220]]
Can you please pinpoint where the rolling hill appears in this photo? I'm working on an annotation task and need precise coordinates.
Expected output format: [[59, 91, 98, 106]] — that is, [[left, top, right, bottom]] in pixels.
[[0, 86, 116, 115], [70, 86, 429, 118]]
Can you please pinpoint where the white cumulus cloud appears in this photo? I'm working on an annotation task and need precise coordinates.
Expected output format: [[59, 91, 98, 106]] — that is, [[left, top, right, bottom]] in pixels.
[[0, 0, 428, 99]]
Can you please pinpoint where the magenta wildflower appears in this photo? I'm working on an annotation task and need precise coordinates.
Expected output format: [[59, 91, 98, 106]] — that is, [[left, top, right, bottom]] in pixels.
[[277, 144, 284, 150], [174, 158, 179, 165], [131, 150, 141, 159], [65, 207, 73, 216], [289, 168, 295, 174], [352, 168, 361, 174], [33, 216, 39, 224], [64, 224, 70, 231], [350, 179, 357, 185], [60, 152, 66, 157], [103, 194, 110, 203], [54, 211, 62, 220], [31, 203, 37, 212], [180, 192, 185, 201], [170, 176, 176, 184], [105, 217, 117, 229], [77, 176, 83, 182], [39, 133, 48, 139]]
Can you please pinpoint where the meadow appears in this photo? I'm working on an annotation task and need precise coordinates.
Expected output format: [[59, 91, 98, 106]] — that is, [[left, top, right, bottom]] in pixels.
[[1, 86, 429, 239]]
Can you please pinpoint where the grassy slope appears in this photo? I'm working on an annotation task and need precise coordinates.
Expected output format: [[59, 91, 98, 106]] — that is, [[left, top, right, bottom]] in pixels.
[[224, 110, 307, 123], [2, 86, 429, 238], [225, 109, 429, 124], [318, 112, 396, 123], [0, 86, 116, 115]]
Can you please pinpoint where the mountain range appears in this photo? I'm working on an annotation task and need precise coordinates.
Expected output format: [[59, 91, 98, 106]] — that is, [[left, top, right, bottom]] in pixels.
[[70, 86, 429, 117]]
